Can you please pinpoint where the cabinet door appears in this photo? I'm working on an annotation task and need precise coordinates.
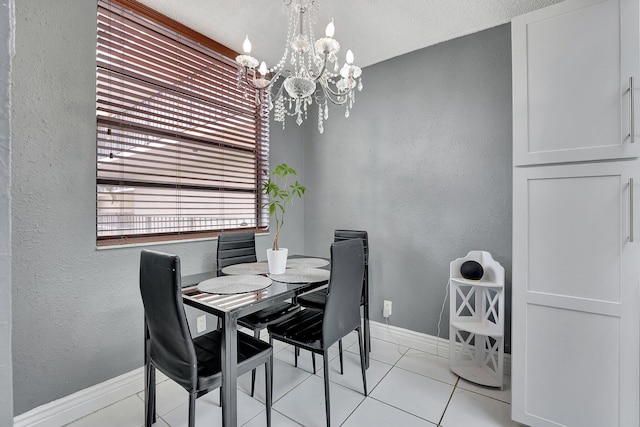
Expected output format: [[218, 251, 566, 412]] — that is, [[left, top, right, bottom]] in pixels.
[[512, 161, 640, 426], [512, 0, 639, 165]]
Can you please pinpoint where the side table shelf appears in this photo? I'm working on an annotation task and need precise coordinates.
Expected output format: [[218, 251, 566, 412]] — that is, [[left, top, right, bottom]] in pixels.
[[449, 251, 505, 389]]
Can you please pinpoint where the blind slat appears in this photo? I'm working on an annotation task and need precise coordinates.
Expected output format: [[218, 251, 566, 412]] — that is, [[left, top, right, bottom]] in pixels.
[[96, 0, 269, 245]]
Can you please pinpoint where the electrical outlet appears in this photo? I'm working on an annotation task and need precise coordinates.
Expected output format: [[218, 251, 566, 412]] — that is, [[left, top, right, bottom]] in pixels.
[[383, 300, 392, 318], [197, 315, 207, 333]]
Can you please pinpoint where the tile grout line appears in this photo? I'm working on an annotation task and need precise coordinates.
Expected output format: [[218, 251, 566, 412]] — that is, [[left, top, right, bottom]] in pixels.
[[362, 395, 441, 426], [437, 376, 460, 427], [339, 342, 405, 426], [240, 408, 304, 427]]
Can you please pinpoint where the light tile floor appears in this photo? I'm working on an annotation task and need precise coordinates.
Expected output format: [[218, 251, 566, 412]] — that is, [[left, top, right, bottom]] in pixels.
[[65, 332, 521, 427]]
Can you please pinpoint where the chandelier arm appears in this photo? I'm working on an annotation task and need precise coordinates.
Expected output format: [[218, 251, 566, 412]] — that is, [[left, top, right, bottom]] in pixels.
[[311, 82, 346, 107], [266, 67, 287, 86], [323, 91, 349, 106], [240, 67, 267, 91], [309, 54, 329, 82], [241, 66, 287, 91], [323, 79, 357, 99], [313, 86, 328, 104]]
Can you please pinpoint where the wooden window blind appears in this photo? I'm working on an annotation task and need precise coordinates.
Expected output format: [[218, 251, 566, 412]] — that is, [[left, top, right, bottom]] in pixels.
[[96, 0, 269, 246]]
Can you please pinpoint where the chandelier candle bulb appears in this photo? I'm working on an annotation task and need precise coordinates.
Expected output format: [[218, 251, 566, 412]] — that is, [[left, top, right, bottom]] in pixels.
[[243, 36, 252, 54], [346, 49, 354, 65], [325, 19, 335, 38], [258, 61, 268, 76]]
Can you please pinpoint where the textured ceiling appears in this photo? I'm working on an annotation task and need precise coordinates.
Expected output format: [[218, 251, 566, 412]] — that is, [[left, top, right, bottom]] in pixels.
[[138, 0, 565, 68]]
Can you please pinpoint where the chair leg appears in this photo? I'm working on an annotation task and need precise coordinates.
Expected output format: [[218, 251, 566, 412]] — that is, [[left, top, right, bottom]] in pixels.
[[144, 364, 156, 427], [312, 352, 317, 374], [250, 329, 260, 397], [294, 345, 299, 367], [144, 322, 156, 426], [322, 350, 332, 427], [338, 339, 344, 375], [357, 328, 368, 396], [188, 392, 197, 427], [151, 366, 157, 424], [265, 357, 272, 427], [364, 304, 371, 369], [364, 271, 371, 367]]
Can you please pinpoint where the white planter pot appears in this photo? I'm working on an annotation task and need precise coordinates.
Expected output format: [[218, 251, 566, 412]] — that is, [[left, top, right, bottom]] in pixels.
[[266, 248, 288, 274]]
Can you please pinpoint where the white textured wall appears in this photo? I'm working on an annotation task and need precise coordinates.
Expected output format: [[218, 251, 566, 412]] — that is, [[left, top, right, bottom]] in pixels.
[[302, 25, 513, 348], [138, 0, 565, 68], [1, 1, 14, 424], [11, 0, 303, 415]]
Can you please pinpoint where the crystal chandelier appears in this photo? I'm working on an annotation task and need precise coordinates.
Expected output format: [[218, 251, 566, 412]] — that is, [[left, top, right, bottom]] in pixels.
[[235, 0, 363, 134]]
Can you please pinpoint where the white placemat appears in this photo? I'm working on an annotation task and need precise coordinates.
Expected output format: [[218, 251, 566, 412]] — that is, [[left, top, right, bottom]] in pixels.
[[269, 268, 330, 284], [197, 275, 272, 294], [221, 262, 270, 276], [286, 258, 329, 268]]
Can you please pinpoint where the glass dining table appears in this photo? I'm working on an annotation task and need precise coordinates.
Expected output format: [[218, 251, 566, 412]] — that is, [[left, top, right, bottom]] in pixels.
[[179, 256, 330, 427]]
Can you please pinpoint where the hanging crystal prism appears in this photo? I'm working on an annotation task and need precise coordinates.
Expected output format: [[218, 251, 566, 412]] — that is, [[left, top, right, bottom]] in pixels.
[[234, 0, 363, 132]]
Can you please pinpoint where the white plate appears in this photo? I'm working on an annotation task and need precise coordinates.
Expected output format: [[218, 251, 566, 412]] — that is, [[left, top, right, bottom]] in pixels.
[[269, 268, 330, 284], [221, 262, 270, 275], [287, 258, 329, 268], [197, 274, 272, 294]]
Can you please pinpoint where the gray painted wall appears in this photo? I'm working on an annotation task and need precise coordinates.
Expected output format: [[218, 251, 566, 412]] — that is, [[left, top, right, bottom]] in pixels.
[[1, 1, 14, 425], [302, 25, 513, 349], [11, 0, 304, 415], [11, 0, 513, 416]]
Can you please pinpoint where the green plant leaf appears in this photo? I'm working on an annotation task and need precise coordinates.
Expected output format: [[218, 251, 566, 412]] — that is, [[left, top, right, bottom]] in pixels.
[[263, 163, 305, 247]]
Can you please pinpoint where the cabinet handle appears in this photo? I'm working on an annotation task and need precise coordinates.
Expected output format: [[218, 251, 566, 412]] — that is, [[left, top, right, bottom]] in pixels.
[[630, 178, 634, 243], [631, 77, 635, 144]]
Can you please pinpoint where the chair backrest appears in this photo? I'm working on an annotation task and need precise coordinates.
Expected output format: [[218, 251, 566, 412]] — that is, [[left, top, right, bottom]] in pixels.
[[323, 239, 365, 346], [334, 230, 368, 265], [139, 250, 197, 392], [334, 229, 369, 298], [216, 232, 257, 276]]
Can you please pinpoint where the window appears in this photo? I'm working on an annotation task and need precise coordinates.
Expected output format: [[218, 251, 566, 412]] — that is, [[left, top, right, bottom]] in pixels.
[[96, 0, 269, 246]]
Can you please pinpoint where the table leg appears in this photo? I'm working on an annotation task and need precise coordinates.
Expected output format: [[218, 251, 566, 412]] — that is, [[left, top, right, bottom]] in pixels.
[[221, 312, 238, 427]]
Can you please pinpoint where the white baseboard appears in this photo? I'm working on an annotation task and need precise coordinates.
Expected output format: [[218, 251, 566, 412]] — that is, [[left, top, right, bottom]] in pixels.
[[369, 320, 511, 375], [13, 368, 144, 427], [369, 320, 452, 357], [14, 321, 510, 426]]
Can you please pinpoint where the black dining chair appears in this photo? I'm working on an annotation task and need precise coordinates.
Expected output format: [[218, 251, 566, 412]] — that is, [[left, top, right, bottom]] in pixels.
[[267, 239, 368, 427], [297, 230, 370, 368], [139, 249, 273, 427], [217, 232, 301, 396]]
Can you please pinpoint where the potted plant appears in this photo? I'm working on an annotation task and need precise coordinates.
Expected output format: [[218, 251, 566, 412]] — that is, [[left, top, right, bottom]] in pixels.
[[263, 163, 306, 274]]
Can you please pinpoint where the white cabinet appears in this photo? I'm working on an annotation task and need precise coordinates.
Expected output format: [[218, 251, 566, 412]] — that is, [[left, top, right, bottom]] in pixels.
[[511, 0, 640, 425], [449, 251, 505, 389], [512, 0, 639, 166], [512, 162, 640, 427]]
